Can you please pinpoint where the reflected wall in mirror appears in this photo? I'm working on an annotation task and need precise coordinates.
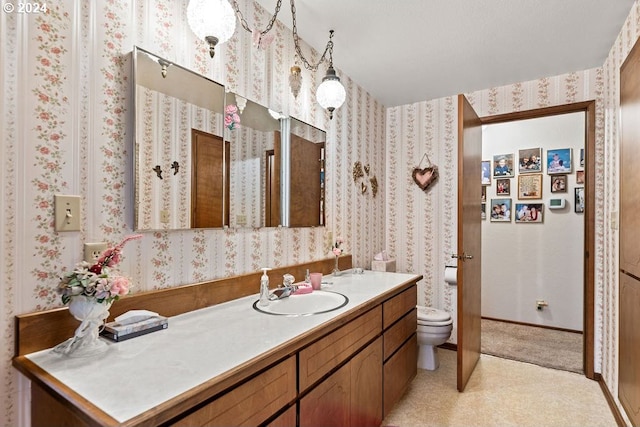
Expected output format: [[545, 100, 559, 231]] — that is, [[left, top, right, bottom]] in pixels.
[[225, 93, 281, 228], [287, 118, 326, 227], [134, 46, 226, 230]]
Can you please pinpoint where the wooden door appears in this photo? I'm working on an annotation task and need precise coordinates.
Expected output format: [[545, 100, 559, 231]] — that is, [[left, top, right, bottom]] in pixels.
[[191, 129, 227, 228], [268, 131, 282, 227], [619, 36, 640, 427], [290, 134, 323, 227], [456, 94, 483, 392]]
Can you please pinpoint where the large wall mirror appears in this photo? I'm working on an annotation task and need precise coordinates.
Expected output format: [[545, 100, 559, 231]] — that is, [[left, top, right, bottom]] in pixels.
[[284, 117, 326, 227], [134, 46, 226, 230], [133, 46, 326, 230]]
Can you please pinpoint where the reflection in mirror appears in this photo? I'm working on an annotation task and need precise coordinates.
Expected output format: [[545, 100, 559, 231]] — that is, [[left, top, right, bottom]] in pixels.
[[285, 118, 326, 227], [225, 93, 281, 228], [134, 46, 226, 231]]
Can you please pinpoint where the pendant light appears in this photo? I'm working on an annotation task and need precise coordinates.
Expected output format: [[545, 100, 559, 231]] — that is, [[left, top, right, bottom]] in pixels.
[[187, 0, 237, 58], [315, 31, 345, 119]]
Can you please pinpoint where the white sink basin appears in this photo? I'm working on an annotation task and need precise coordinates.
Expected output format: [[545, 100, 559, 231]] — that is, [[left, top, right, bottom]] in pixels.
[[253, 290, 349, 316]]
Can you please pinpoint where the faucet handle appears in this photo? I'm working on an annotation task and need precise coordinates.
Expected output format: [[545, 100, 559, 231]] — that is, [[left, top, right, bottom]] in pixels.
[[283, 273, 295, 287]]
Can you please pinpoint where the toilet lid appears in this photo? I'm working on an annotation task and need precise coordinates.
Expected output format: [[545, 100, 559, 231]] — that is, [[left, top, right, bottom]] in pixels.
[[417, 306, 451, 322]]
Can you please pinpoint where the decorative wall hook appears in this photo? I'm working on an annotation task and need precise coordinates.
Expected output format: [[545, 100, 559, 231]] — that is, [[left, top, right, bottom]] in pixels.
[[153, 165, 163, 179], [171, 161, 180, 175], [361, 182, 367, 194]]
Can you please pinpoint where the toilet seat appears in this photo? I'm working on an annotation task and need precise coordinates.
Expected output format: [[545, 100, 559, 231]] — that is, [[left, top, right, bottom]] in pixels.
[[417, 306, 453, 327]]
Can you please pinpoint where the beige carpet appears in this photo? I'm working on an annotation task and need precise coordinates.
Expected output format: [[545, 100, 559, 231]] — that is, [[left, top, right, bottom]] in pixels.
[[382, 349, 616, 427], [480, 318, 583, 373]]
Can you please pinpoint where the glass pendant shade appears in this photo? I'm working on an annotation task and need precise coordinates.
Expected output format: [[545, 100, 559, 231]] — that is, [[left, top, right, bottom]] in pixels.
[[187, 0, 237, 58], [316, 65, 346, 119]]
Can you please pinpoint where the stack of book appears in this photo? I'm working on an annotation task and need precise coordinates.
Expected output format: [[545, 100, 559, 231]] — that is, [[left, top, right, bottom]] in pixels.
[[100, 315, 168, 342]]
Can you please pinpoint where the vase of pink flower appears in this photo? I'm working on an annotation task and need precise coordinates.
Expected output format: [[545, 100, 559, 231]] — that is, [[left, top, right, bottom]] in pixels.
[[53, 234, 142, 357], [332, 237, 344, 276]]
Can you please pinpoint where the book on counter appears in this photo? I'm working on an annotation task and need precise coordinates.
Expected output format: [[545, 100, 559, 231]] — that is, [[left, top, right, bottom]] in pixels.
[[100, 314, 168, 342]]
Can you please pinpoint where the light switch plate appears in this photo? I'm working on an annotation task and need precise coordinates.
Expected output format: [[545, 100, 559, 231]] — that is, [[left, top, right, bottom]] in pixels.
[[54, 195, 81, 231]]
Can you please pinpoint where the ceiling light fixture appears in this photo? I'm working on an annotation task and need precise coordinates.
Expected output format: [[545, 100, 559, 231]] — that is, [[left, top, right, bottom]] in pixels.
[[290, 2, 345, 119], [314, 30, 345, 119], [226, 0, 346, 117], [187, 0, 237, 58]]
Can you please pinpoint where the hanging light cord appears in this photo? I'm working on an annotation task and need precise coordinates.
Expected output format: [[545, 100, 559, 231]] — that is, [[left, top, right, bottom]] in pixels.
[[231, 0, 283, 37], [230, 0, 334, 72], [291, 0, 333, 71]]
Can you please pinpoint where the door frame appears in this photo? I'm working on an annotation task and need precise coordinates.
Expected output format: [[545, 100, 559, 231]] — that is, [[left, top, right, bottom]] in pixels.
[[479, 100, 596, 379]]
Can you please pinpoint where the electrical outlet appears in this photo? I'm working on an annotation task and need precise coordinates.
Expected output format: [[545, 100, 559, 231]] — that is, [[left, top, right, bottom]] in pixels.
[[84, 242, 108, 263]]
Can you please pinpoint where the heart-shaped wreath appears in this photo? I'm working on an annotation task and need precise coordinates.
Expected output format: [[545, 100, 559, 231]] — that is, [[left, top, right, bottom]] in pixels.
[[412, 165, 439, 191]]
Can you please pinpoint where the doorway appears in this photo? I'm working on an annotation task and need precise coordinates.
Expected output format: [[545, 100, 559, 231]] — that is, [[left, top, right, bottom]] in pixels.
[[479, 101, 596, 379]]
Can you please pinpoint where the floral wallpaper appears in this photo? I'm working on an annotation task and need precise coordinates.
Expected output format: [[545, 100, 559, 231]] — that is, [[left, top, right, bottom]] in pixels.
[[0, 0, 636, 425], [0, 0, 385, 424]]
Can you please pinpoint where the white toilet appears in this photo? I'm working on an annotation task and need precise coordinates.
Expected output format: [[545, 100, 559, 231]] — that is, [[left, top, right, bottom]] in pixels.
[[416, 306, 453, 370]]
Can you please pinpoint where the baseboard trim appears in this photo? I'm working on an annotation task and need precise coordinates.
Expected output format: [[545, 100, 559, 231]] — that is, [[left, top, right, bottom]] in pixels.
[[482, 316, 582, 334], [439, 342, 457, 351], [596, 373, 626, 427]]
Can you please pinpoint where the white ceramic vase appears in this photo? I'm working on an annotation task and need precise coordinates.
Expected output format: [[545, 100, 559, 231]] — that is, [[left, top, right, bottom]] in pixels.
[[53, 295, 112, 357]]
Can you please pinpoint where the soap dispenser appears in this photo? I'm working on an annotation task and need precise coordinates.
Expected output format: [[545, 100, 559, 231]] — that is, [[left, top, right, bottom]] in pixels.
[[259, 267, 272, 306]]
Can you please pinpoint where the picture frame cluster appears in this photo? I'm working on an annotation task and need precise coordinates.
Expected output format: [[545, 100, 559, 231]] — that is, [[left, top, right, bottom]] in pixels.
[[481, 147, 585, 222]]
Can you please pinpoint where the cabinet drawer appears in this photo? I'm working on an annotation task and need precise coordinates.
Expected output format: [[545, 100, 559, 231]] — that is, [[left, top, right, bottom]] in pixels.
[[383, 334, 417, 417], [174, 356, 296, 427], [299, 306, 382, 392], [383, 308, 417, 361], [382, 285, 417, 330]]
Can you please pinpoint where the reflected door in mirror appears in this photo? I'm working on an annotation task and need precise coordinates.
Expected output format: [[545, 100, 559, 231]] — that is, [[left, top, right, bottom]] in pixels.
[[290, 134, 324, 227], [191, 129, 229, 228]]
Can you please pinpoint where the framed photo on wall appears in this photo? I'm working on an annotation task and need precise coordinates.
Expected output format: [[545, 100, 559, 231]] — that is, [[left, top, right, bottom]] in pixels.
[[515, 203, 544, 223], [496, 178, 510, 195], [518, 174, 543, 199], [490, 198, 512, 222], [576, 170, 585, 184], [481, 203, 486, 220], [575, 187, 585, 213], [481, 186, 487, 202], [482, 160, 491, 185], [551, 174, 567, 193], [518, 148, 542, 173], [493, 153, 514, 177], [547, 148, 572, 174]]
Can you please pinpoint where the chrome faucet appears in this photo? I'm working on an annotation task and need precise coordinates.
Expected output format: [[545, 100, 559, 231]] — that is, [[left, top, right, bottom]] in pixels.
[[269, 274, 296, 300]]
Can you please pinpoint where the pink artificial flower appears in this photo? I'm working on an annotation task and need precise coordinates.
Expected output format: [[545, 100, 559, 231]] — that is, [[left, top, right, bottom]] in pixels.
[[110, 276, 130, 297], [332, 247, 342, 257]]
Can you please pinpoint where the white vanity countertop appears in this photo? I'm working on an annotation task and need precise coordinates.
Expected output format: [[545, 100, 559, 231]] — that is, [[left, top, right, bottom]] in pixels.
[[26, 270, 420, 423]]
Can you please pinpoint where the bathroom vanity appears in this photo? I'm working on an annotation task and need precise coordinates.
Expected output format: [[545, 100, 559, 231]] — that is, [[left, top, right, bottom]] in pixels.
[[13, 259, 420, 426]]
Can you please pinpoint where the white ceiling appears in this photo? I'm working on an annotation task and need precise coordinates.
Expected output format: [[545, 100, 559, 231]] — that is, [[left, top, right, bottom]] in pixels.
[[254, 0, 635, 107]]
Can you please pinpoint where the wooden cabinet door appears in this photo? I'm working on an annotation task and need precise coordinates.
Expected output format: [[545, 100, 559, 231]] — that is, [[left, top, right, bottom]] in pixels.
[[299, 362, 350, 427], [350, 337, 382, 427], [383, 334, 417, 417], [174, 356, 296, 427]]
